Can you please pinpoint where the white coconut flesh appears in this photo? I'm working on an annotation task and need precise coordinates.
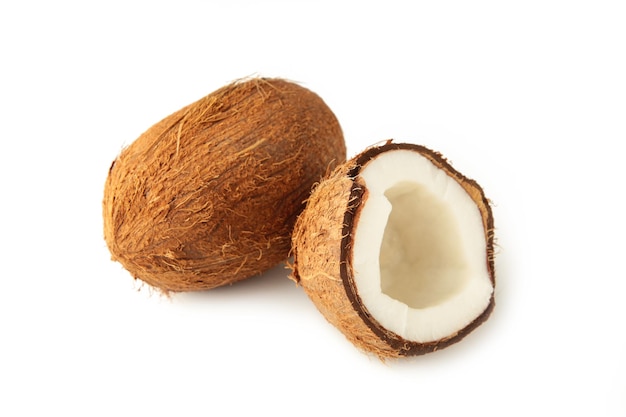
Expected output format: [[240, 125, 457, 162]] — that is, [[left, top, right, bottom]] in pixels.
[[351, 149, 493, 343]]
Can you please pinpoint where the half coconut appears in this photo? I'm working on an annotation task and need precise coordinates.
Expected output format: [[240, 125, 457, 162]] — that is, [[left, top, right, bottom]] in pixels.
[[290, 142, 495, 358]]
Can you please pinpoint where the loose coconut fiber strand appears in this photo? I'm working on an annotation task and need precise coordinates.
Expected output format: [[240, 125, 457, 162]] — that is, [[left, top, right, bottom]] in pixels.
[[103, 78, 345, 293]]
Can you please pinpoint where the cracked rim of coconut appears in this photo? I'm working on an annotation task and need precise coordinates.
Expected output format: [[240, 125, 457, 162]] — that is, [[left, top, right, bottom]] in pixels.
[[290, 141, 495, 358]]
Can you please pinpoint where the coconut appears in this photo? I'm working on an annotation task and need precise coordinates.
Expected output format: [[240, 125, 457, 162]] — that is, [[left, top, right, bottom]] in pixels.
[[103, 77, 346, 293], [290, 141, 495, 358]]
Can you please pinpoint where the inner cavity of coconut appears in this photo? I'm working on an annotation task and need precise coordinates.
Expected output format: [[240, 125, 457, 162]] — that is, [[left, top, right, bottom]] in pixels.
[[379, 181, 468, 309], [351, 149, 493, 343]]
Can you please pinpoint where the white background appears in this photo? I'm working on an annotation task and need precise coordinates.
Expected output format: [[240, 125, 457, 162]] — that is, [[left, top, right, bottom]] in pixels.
[[1, 1, 625, 415]]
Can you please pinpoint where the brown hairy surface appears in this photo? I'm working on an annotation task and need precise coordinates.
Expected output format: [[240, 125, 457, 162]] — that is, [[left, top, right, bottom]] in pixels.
[[291, 142, 495, 359], [291, 163, 402, 358], [103, 78, 346, 293]]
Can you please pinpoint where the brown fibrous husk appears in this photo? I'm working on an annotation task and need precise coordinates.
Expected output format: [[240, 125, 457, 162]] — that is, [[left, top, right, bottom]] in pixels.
[[103, 77, 346, 293], [290, 141, 495, 359]]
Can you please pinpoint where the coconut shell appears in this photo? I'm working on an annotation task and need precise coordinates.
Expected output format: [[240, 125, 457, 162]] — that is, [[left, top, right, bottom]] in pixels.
[[103, 78, 346, 292], [290, 142, 495, 358]]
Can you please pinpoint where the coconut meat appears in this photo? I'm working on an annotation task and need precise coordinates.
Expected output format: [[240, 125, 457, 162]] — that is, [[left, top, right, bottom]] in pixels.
[[351, 149, 493, 343]]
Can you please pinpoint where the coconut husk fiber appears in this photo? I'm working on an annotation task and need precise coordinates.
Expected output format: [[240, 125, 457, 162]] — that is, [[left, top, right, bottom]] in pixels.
[[290, 142, 495, 358], [103, 77, 346, 293]]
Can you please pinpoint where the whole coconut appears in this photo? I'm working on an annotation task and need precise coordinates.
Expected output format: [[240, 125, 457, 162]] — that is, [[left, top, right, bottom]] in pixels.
[[103, 78, 346, 292]]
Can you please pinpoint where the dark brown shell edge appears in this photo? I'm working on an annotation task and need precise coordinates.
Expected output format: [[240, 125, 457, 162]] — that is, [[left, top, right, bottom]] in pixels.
[[339, 141, 496, 356]]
